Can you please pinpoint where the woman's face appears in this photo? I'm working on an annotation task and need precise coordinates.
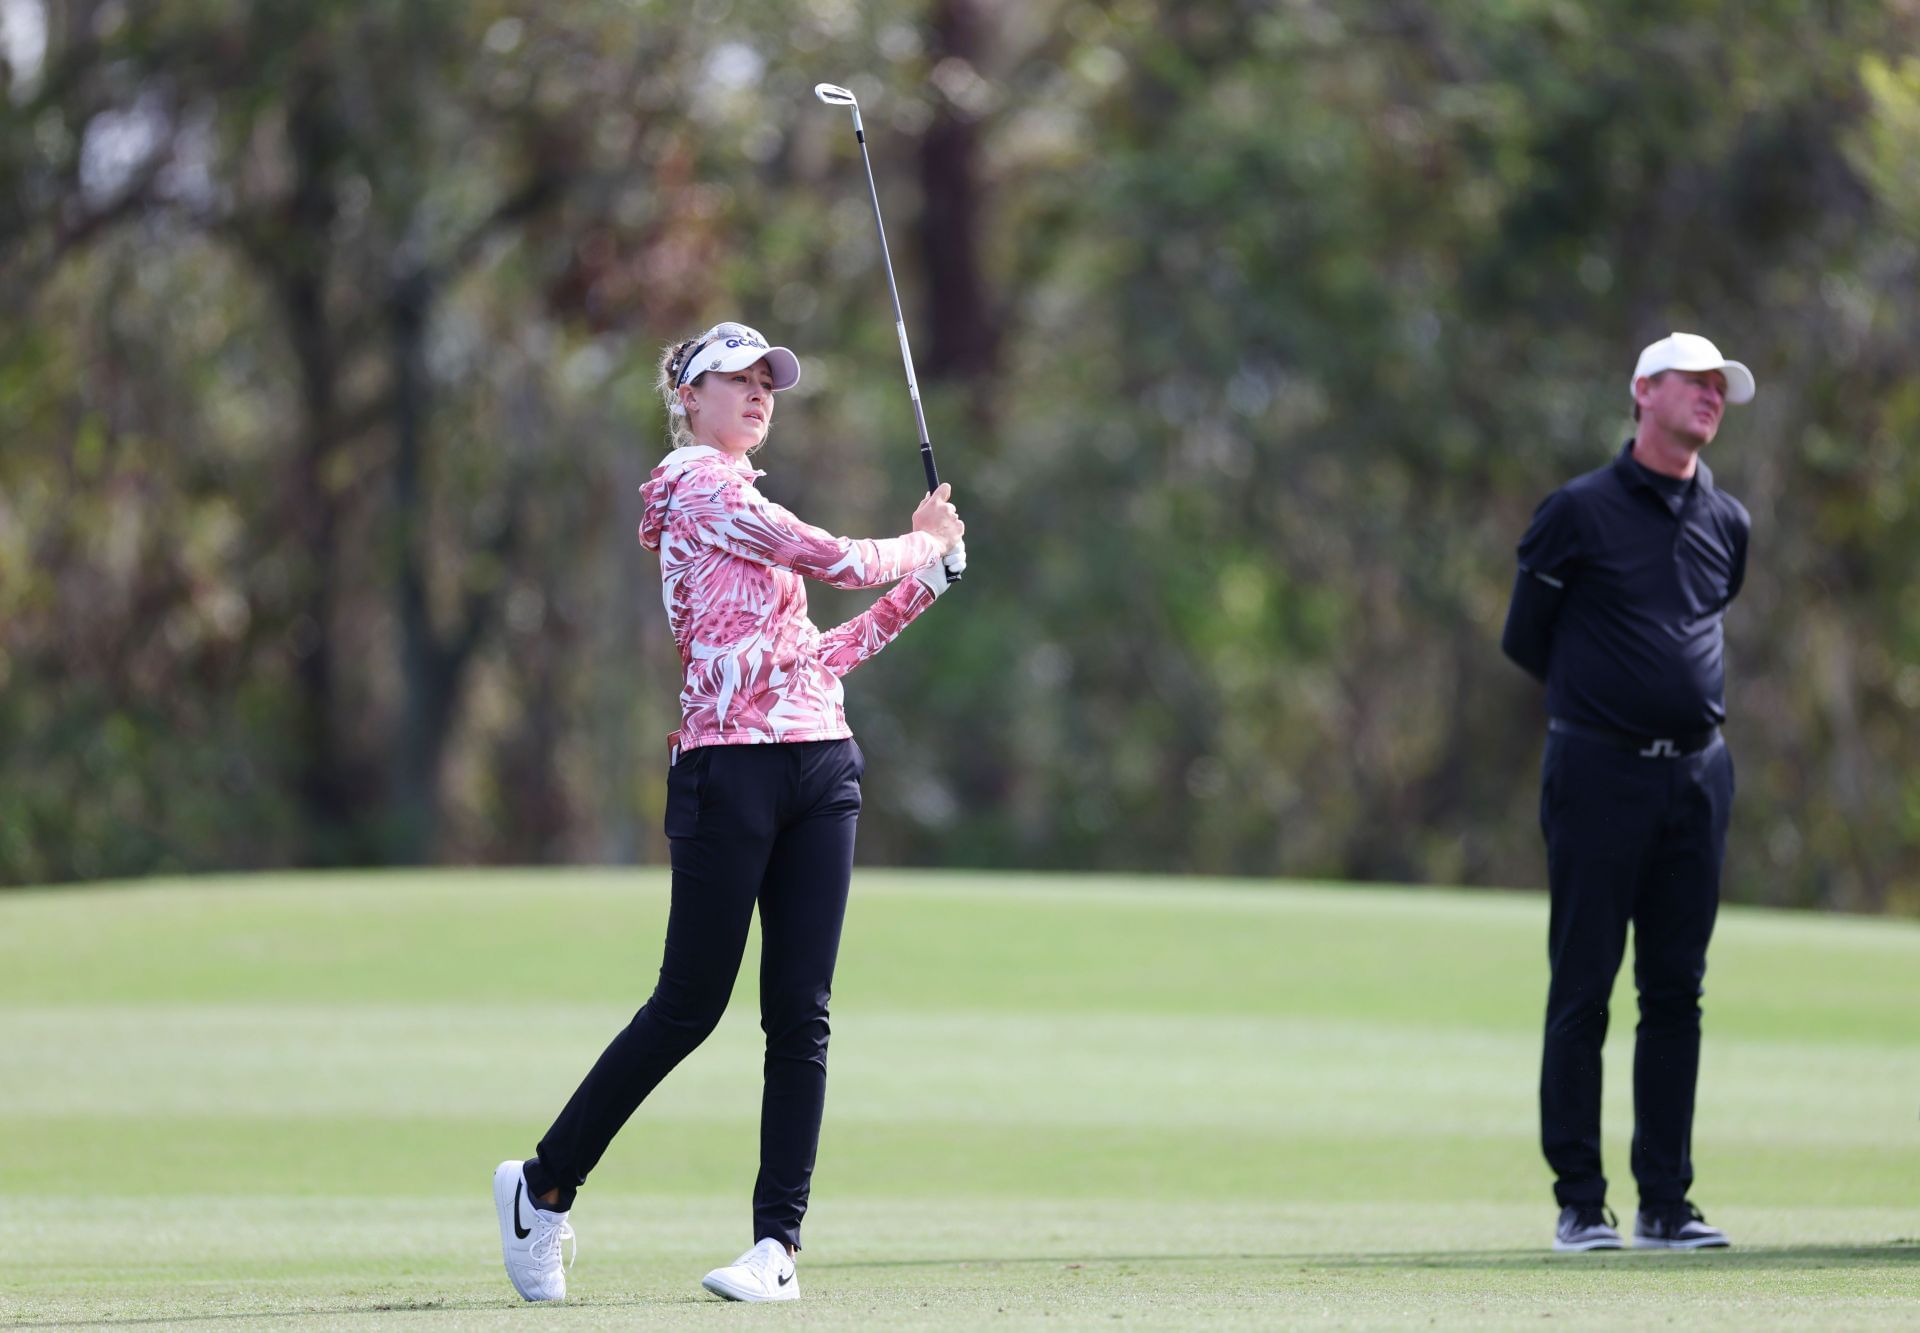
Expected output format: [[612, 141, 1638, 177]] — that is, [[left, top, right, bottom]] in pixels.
[[682, 358, 775, 456]]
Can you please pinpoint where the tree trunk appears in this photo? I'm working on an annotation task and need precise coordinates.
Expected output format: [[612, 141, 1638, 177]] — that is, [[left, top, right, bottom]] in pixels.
[[387, 266, 447, 864], [918, 0, 999, 388], [278, 61, 361, 865]]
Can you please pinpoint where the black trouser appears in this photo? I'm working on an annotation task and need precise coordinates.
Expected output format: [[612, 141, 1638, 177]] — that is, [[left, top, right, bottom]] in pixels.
[[1538, 727, 1733, 1210], [530, 738, 864, 1251]]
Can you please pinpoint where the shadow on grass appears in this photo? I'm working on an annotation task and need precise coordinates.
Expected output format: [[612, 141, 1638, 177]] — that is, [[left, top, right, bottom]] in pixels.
[[811, 1241, 1919, 1273], [0, 1295, 716, 1330], [7, 1245, 1914, 1327], [1307, 1243, 1920, 1271]]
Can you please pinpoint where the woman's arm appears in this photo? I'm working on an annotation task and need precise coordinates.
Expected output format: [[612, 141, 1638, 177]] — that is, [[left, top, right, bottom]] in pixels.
[[678, 475, 942, 590], [815, 577, 940, 679]]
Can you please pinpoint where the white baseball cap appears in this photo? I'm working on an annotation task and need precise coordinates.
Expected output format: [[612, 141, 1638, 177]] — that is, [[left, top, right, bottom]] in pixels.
[[1630, 332, 1755, 404], [671, 321, 800, 415]]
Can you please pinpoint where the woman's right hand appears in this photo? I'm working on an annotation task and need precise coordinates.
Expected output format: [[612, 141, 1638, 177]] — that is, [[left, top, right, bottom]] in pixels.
[[912, 482, 965, 554]]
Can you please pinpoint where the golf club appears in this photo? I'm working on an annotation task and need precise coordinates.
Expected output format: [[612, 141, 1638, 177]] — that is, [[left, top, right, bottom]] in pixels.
[[814, 80, 960, 582]]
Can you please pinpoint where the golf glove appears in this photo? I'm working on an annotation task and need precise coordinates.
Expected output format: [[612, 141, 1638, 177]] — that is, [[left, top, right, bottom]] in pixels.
[[913, 541, 967, 598]]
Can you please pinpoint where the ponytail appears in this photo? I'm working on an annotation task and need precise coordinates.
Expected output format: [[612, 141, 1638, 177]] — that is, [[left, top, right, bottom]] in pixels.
[[656, 337, 702, 448]]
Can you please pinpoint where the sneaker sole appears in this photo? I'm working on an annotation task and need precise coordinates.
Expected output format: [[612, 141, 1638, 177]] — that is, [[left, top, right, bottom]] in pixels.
[[493, 1161, 561, 1302], [1553, 1236, 1624, 1252], [701, 1272, 798, 1302], [1632, 1235, 1730, 1250]]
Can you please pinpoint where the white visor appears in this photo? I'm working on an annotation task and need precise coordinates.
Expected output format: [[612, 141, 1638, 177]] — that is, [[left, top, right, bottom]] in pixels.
[[1630, 331, 1755, 404], [672, 321, 800, 412]]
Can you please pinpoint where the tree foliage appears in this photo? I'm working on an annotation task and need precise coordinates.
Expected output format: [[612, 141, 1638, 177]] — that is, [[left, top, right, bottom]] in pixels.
[[4, 0, 1920, 912]]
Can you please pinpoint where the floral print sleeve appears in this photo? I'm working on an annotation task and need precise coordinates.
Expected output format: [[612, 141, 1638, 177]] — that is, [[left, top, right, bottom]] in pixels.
[[637, 446, 947, 750], [692, 473, 941, 589], [815, 578, 936, 679]]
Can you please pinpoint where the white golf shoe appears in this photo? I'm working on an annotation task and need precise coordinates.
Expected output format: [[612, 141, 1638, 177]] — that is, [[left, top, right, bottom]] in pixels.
[[701, 1236, 799, 1302], [492, 1160, 575, 1301]]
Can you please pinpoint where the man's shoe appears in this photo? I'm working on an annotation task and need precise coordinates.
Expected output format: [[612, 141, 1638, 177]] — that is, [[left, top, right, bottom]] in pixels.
[[1633, 1200, 1730, 1249], [1553, 1203, 1623, 1251], [701, 1237, 799, 1302], [492, 1159, 576, 1301]]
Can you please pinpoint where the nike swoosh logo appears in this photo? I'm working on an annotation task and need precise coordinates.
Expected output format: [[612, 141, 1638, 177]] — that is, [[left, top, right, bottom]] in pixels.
[[778, 1271, 792, 1286], [513, 1181, 531, 1240]]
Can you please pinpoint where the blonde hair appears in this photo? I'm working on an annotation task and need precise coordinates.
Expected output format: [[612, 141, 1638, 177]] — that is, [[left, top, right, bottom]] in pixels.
[[658, 336, 705, 449]]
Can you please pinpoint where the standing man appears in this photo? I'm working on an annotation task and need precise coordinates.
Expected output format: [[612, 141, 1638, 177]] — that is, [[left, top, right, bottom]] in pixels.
[[1501, 332, 1753, 1253]]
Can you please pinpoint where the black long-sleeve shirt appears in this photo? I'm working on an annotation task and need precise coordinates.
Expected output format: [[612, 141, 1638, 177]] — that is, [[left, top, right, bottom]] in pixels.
[[1502, 442, 1750, 737]]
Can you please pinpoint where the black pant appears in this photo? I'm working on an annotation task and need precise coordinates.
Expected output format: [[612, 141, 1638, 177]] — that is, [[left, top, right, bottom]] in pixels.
[[1538, 729, 1733, 1209], [531, 739, 864, 1250]]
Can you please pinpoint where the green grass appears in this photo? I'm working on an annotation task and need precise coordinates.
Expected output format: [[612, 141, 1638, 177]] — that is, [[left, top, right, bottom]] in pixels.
[[1, 869, 1916, 1329]]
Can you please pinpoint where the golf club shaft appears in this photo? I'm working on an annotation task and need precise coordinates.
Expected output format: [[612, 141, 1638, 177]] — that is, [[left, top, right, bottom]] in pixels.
[[847, 121, 941, 496]]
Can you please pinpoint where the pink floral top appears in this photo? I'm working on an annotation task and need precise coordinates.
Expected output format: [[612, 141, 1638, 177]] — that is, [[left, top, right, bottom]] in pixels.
[[638, 445, 944, 752]]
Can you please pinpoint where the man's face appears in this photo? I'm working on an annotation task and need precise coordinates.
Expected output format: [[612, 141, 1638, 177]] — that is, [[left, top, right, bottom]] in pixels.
[[1636, 369, 1728, 447]]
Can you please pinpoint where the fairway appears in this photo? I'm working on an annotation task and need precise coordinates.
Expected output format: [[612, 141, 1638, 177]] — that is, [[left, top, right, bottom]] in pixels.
[[1, 870, 1916, 1329]]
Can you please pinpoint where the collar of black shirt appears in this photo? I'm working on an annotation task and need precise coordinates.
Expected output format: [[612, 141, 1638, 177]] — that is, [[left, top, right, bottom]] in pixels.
[[1613, 439, 1713, 498]]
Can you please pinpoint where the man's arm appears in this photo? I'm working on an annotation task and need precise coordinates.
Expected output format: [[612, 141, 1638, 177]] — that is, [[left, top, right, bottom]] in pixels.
[[1502, 568, 1565, 682], [1727, 500, 1751, 603], [1501, 488, 1581, 682]]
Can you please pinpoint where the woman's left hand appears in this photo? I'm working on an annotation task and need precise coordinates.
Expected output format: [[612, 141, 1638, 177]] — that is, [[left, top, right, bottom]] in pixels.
[[912, 483, 965, 554]]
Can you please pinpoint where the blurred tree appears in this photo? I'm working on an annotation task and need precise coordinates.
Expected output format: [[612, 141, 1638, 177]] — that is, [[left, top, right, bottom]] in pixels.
[[2, 0, 673, 866], [5, 0, 1920, 914]]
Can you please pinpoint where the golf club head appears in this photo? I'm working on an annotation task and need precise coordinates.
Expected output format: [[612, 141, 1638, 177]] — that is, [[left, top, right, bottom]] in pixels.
[[814, 83, 858, 107]]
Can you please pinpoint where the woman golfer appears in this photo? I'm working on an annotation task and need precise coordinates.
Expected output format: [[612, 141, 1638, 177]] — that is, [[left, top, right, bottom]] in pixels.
[[493, 320, 965, 1304]]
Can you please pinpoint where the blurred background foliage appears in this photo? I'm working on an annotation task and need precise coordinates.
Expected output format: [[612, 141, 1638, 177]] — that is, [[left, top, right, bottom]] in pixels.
[[5, 0, 1920, 912]]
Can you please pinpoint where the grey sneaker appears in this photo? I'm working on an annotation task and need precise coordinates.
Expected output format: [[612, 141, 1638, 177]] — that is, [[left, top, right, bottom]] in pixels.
[[1633, 1201, 1730, 1249], [1553, 1203, 1623, 1251]]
